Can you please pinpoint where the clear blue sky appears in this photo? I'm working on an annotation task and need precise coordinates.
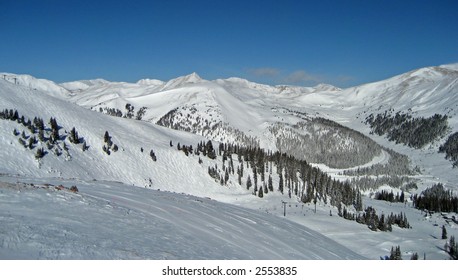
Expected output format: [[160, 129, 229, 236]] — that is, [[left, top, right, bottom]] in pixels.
[[1, 0, 457, 87]]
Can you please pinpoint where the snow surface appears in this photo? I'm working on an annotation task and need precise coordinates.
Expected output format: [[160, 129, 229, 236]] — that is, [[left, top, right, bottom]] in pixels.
[[0, 176, 364, 260], [1, 64, 458, 260]]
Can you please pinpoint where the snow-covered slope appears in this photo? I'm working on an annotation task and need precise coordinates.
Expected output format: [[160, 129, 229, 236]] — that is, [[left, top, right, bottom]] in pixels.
[[1, 72, 70, 97], [0, 177, 363, 260]]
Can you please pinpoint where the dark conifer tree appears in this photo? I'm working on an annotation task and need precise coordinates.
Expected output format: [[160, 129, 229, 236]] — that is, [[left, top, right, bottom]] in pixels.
[[82, 141, 88, 151], [448, 236, 456, 259], [268, 174, 273, 192], [69, 127, 80, 144], [237, 166, 242, 185], [442, 225, 447, 240], [150, 149, 157, 161], [224, 168, 229, 185], [35, 147, 45, 159], [104, 131, 110, 143], [206, 140, 216, 159], [246, 175, 252, 190]]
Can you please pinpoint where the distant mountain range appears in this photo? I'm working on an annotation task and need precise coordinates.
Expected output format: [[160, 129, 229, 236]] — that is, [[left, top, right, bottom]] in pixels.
[[1, 63, 458, 259]]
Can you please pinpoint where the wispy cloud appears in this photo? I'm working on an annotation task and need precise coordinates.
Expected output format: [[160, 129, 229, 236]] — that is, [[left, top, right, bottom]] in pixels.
[[248, 67, 280, 78], [282, 70, 324, 84], [336, 75, 354, 82], [246, 67, 355, 87]]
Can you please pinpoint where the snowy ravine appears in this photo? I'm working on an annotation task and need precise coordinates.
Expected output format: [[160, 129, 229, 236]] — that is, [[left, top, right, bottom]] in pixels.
[[0, 176, 363, 260]]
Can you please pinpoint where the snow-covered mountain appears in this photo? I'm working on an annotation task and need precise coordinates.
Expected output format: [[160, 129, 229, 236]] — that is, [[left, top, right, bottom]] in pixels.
[[37, 63, 458, 178], [1, 64, 458, 260]]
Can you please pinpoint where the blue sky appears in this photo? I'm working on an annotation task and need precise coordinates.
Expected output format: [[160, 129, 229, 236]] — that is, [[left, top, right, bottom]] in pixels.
[[1, 0, 457, 87]]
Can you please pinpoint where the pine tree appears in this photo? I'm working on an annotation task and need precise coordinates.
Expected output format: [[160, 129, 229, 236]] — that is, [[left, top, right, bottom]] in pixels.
[[258, 185, 264, 198], [395, 246, 402, 260], [104, 131, 110, 143], [253, 166, 258, 190], [28, 136, 36, 149], [449, 236, 456, 259], [206, 140, 216, 159], [442, 225, 447, 240], [49, 118, 59, 143], [400, 190, 405, 203], [246, 175, 252, 190], [268, 174, 273, 192], [38, 128, 44, 142], [69, 127, 80, 144], [82, 141, 88, 151], [35, 147, 45, 159], [389, 247, 395, 260], [237, 166, 242, 185], [278, 173, 284, 194], [224, 168, 229, 185], [150, 149, 157, 161]]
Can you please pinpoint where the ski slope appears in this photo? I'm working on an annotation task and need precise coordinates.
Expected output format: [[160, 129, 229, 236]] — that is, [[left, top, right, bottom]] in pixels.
[[0, 176, 363, 260]]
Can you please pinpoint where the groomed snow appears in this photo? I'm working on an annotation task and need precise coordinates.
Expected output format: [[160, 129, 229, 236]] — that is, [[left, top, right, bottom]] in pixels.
[[0, 176, 363, 260]]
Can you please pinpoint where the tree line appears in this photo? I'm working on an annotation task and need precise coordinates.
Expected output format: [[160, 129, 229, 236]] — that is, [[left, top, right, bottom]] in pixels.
[[365, 110, 449, 149], [412, 183, 458, 213], [179, 139, 363, 211], [439, 132, 458, 167]]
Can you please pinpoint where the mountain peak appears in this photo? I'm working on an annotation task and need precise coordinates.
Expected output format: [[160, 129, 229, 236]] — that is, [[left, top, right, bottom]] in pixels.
[[161, 72, 204, 90], [183, 72, 202, 82]]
